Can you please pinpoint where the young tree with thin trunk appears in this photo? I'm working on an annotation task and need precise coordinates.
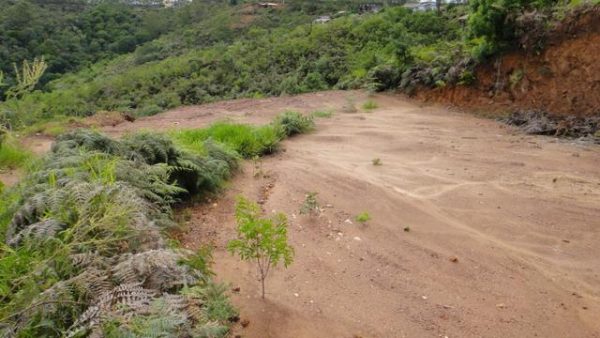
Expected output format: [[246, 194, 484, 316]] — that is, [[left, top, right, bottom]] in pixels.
[[227, 196, 294, 298]]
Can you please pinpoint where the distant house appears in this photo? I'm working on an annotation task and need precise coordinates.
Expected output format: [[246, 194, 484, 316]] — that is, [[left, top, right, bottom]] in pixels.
[[125, 0, 189, 8], [404, 0, 467, 11], [403, 0, 436, 11], [314, 15, 331, 24], [162, 0, 190, 8]]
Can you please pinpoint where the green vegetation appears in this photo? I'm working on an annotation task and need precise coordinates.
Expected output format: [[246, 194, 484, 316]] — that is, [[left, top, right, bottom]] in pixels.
[[0, 134, 33, 170], [372, 158, 382, 166], [311, 110, 334, 118], [274, 111, 315, 137], [0, 113, 311, 336], [362, 100, 379, 110], [355, 211, 372, 223], [171, 122, 280, 159], [1, 0, 594, 130], [1, 0, 594, 334], [227, 196, 294, 299], [170, 112, 313, 159], [0, 129, 238, 336], [0, 4, 470, 129], [300, 192, 320, 216], [0, 0, 179, 92]]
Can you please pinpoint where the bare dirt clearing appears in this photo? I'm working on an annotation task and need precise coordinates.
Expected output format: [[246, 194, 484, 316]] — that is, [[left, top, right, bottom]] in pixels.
[[163, 91, 600, 338]]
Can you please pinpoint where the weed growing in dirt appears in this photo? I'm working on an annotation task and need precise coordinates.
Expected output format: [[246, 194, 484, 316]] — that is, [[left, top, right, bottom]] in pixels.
[[227, 196, 294, 299], [300, 192, 320, 217], [311, 110, 333, 118], [274, 111, 314, 137], [252, 155, 264, 178], [0, 133, 33, 169], [509, 68, 524, 90], [355, 212, 372, 223], [362, 100, 379, 110], [372, 158, 382, 166], [342, 97, 358, 113]]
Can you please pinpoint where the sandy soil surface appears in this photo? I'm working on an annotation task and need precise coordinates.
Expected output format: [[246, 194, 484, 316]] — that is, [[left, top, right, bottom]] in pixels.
[[164, 91, 600, 338]]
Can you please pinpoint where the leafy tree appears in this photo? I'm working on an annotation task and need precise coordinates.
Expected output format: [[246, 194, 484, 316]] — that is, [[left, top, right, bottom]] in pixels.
[[468, 0, 558, 54], [227, 196, 294, 298]]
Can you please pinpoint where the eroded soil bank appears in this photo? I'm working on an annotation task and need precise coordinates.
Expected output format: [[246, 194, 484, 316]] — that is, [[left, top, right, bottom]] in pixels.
[[415, 6, 600, 120]]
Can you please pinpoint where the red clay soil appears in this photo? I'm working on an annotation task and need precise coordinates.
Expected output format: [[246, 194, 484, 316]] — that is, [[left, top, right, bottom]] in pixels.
[[415, 6, 600, 117]]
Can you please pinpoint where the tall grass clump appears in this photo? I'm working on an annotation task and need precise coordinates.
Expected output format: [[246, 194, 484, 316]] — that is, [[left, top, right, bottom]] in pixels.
[[170, 122, 280, 159], [311, 110, 333, 118], [362, 100, 379, 110], [0, 129, 238, 337], [273, 111, 314, 137], [0, 133, 33, 170], [170, 112, 314, 159]]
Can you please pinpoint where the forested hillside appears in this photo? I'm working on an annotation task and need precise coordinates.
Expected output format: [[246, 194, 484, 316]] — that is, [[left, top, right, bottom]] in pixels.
[[2, 0, 596, 131], [0, 0, 177, 87]]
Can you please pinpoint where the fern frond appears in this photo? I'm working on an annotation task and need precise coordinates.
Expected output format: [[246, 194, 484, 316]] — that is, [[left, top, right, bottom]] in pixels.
[[7, 219, 65, 246], [112, 249, 200, 291]]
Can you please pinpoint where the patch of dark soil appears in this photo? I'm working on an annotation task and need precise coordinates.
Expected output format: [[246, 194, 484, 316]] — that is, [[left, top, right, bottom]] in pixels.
[[505, 110, 600, 142]]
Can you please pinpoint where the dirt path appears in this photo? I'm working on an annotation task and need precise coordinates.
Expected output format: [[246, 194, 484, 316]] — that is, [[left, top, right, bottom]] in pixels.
[[165, 91, 600, 338]]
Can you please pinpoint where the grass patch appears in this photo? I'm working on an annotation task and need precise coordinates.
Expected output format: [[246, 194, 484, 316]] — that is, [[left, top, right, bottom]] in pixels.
[[22, 119, 73, 137], [311, 110, 333, 118], [342, 97, 358, 113], [372, 158, 382, 166], [362, 100, 379, 111], [170, 122, 281, 159], [0, 134, 33, 169], [355, 212, 372, 223], [170, 112, 314, 159]]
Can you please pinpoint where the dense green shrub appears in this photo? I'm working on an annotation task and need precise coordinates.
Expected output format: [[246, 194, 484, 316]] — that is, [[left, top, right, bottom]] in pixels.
[[171, 122, 281, 159], [0, 128, 242, 337], [0, 1, 177, 96], [1, 0, 591, 130], [468, 0, 560, 56], [0, 112, 313, 335], [0, 5, 468, 129], [274, 111, 315, 137]]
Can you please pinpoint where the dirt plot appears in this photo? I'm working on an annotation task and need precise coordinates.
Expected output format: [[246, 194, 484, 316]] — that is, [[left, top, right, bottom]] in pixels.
[[164, 91, 600, 338]]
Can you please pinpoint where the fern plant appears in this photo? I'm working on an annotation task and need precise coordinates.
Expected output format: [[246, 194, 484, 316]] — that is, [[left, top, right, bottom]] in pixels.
[[0, 128, 241, 337]]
